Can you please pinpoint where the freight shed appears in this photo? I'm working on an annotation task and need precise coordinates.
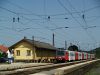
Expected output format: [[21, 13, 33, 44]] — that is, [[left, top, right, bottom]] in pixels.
[[9, 37, 57, 62]]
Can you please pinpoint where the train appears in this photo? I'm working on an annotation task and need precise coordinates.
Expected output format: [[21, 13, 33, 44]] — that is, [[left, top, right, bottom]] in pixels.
[[55, 50, 95, 63]]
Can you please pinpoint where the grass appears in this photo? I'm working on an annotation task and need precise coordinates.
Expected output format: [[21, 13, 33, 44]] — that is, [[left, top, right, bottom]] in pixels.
[[85, 62, 100, 75]]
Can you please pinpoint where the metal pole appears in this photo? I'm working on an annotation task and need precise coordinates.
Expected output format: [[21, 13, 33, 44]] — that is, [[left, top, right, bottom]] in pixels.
[[65, 40, 67, 50], [32, 36, 35, 62], [53, 33, 55, 46], [32, 36, 34, 46]]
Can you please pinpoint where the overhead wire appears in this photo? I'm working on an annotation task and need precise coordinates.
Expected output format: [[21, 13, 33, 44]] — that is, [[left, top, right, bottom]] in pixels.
[[1, 0, 89, 47], [0, 6, 53, 44], [0, 6, 66, 47], [5, 0, 44, 18], [6, 0, 73, 46], [57, 0, 97, 43], [66, 0, 97, 42], [66, 0, 88, 28], [42, 0, 73, 42], [5, 0, 100, 18], [6, 0, 100, 17], [19, 19, 68, 47]]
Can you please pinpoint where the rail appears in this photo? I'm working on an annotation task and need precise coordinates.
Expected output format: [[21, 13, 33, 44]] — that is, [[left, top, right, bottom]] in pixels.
[[0, 60, 93, 75]]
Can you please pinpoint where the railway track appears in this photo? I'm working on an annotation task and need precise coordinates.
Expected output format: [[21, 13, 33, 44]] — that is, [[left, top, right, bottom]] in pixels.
[[0, 60, 91, 75]]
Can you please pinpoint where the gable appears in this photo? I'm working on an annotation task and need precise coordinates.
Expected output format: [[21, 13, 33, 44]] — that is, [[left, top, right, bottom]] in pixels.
[[14, 41, 33, 48]]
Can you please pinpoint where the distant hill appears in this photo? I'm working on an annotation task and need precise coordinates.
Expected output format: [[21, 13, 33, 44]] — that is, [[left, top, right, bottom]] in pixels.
[[89, 47, 100, 58], [94, 47, 100, 58]]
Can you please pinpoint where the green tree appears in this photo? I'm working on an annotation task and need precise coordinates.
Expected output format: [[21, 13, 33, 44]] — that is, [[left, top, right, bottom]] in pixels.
[[68, 45, 78, 51]]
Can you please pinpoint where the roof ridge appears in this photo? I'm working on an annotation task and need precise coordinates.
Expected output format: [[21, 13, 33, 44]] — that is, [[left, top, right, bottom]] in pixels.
[[26, 39, 51, 44], [9, 38, 57, 50]]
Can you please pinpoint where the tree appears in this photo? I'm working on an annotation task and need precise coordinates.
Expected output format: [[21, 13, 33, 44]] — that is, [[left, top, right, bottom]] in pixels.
[[68, 45, 78, 51]]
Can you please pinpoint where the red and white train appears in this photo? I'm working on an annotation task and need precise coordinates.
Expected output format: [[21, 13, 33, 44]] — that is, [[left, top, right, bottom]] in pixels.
[[56, 50, 95, 62]]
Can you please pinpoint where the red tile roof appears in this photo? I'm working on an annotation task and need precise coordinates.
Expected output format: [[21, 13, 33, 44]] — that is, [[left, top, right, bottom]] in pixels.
[[0, 45, 8, 53]]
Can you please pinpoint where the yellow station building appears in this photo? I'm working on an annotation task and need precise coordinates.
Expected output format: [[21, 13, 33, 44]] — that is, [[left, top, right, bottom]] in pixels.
[[9, 37, 57, 62]]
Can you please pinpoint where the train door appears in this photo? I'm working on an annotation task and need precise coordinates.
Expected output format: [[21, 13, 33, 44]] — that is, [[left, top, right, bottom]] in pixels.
[[86, 53, 88, 60], [69, 51, 75, 61], [72, 51, 75, 61], [75, 52, 78, 60], [78, 52, 81, 60], [82, 52, 84, 60], [84, 53, 85, 60], [69, 51, 71, 61], [65, 51, 69, 61], [80, 52, 82, 60], [88, 54, 90, 59]]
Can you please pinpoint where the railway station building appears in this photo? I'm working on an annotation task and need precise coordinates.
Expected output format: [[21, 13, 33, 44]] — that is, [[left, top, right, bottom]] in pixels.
[[9, 37, 57, 62]]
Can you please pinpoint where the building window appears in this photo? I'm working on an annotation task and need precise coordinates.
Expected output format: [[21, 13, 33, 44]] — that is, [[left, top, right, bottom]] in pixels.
[[16, 50, 20, 56], [27, 50, 31, 56]]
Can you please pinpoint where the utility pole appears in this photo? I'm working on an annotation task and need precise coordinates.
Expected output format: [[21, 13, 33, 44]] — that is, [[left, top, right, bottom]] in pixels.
[[52, 33, 55, 46], [32, 36, 35, 62], [65, 40, 67, 50], [32, 36, 34, 45], [70, 43, 72, 46]]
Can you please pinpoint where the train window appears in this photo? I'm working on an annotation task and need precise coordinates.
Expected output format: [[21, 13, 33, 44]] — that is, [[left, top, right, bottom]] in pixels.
[[70, 52, 74, 56], [57, 50, 65, 56], [79, 53, 81, 56]]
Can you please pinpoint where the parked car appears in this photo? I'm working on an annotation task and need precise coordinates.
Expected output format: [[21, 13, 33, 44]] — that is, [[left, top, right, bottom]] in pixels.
[[0, 57, 7, 63]]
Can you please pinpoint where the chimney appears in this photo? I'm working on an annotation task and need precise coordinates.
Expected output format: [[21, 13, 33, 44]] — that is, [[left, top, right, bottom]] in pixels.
[[24, 36, 27, 39]]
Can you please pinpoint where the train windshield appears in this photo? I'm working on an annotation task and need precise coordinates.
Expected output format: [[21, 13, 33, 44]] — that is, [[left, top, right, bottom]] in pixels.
[[57, 50, 65, 56]]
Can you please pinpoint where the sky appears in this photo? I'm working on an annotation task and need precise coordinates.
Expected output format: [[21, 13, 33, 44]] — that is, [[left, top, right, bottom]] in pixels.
[[0, 0, 100, 50]]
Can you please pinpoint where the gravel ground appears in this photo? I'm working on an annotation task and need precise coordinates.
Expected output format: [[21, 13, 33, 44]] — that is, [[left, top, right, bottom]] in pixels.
[[0, 63, 52, 71]]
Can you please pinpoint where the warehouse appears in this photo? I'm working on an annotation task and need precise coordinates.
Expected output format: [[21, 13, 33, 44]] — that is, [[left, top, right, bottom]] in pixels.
[[9, 37, 57, 62]]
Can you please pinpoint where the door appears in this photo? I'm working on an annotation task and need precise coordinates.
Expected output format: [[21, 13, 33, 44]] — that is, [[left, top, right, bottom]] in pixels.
[[65, 51, 69, 61]]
